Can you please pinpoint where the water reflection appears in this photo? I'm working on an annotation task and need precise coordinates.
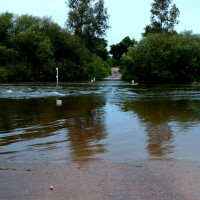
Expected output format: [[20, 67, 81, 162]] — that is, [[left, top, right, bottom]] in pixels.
[[121, 100, 200, 159], [1, 82, 200, 162], [62, 95, 107, 162], [0, 95, 107, 162], [146, 123, 173, 158]]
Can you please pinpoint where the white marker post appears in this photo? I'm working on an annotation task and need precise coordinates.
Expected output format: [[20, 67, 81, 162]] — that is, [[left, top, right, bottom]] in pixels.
[[56, 100, 62, 106], [56, 68, 59, 83]]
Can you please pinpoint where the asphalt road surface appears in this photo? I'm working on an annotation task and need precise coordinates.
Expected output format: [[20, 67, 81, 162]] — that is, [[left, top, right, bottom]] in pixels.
[[1, 160, 200, 200]]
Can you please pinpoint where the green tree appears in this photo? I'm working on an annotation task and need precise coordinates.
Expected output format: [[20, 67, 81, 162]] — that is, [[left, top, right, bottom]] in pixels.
[[0, 12, 14, 45], [83, 54, 110, 80], [110, 36, 136, 66], [143, 0, 180, 36], [125, 32, 200, 83], [0, 67, 8, 82], [0, 12, 110, 82], [119, 56, 135, 81], [66, 0, 110, 51], [6, 63, 32, 82], [92, 38, 109, 61], [0, 45, 18, 66], [14, 15, 40, 34]]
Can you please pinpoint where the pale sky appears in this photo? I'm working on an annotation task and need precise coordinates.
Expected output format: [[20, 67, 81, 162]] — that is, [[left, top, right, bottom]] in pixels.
[[1, 0, 200, 47]]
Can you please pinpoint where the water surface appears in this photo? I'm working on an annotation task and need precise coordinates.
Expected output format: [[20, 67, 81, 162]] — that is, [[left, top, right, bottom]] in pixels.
[[0, 82, 200, 163]]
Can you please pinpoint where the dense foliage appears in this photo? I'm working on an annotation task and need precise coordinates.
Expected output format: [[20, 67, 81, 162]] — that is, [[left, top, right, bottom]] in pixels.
[[119, 0, 200, 83], [109, 36, 136, 66], [121, 32, 200, 83], [0, 12, 110, 82]]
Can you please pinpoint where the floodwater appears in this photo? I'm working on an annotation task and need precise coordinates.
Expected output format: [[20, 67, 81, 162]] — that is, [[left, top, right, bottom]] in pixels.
[[0, 81, 200, 163]]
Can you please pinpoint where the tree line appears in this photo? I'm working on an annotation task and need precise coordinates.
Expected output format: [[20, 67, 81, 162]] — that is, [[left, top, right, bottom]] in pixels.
[[1, 0, 200, 83], [0, 0, 110, 82], [110, 0, 200, 83]]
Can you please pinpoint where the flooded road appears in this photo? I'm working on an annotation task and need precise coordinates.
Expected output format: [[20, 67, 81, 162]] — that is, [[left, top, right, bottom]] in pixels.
[[0, 81, 200, 163]]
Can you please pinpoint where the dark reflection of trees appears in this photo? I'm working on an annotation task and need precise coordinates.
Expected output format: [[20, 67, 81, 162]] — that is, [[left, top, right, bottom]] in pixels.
[[121, 100, 200, 158], [146, 123, 173, 157], [61, 95, 107, 162], [0, 98, 60, 145], [0, 95, 107, 161]]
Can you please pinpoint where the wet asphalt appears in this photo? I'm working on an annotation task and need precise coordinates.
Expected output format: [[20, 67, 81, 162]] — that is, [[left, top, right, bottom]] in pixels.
[[1, 160, 200, 200]]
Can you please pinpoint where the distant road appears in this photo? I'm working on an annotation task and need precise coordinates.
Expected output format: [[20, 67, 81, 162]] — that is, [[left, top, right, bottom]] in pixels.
[[103, 67, 122, 80]]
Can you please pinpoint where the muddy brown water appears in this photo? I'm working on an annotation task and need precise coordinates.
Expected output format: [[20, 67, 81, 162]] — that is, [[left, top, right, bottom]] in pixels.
[[0, 81, 200, 163]]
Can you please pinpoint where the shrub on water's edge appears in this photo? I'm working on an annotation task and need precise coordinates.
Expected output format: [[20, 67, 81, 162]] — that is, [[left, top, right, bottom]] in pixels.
[[6, 63, 32, 82], [123, 32, 200, 84], [0, 67, 8, 82]]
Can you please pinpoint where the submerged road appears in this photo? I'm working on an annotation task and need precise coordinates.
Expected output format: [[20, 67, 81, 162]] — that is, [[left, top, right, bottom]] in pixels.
[[1, 82, 200, 199], [1, 160, 200, 200]]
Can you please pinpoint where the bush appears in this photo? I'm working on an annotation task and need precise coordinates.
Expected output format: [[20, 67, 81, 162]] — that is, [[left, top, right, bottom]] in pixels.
[[6, 63, 32, 82], [0, 67, 8, 82], [83, 55, 110, 80], [119, 56, 135, 81], [0, 12, 111, 82], [126, 32, 200, 83]]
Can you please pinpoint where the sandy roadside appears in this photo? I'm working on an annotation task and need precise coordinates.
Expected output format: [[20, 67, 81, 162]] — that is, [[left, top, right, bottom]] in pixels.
[[1, 160, 200, 200]]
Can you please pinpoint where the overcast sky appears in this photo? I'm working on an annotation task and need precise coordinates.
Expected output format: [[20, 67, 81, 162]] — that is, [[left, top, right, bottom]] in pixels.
[[1, 0, 200, 46]]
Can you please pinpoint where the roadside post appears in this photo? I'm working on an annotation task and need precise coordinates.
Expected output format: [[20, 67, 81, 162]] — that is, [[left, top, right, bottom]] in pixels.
[[56, 68, 59, 83]]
